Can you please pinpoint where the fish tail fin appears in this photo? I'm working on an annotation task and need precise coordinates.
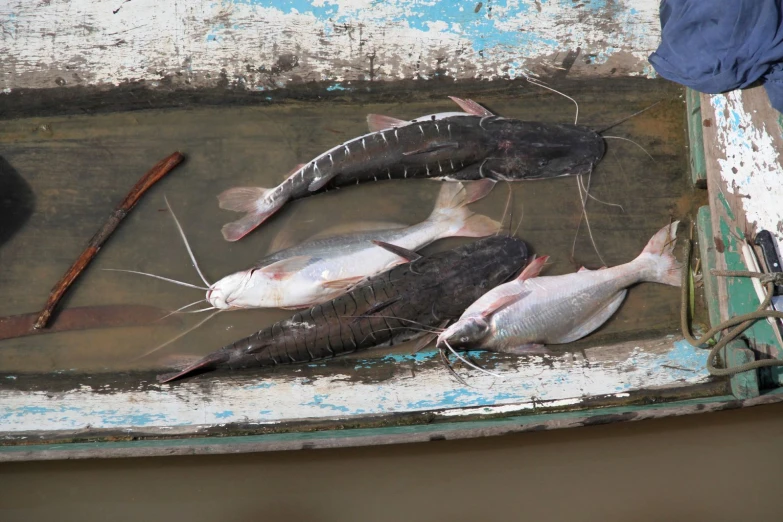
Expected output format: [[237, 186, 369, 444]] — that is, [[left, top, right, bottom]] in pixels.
[[636, 221, 681, 286], [428, 180, 499, 237], [217, 186, 285, 241], [157, 351, 229, 383]]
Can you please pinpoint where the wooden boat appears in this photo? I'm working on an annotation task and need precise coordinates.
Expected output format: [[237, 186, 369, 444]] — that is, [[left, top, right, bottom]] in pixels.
[[0, 0, 781, 461]]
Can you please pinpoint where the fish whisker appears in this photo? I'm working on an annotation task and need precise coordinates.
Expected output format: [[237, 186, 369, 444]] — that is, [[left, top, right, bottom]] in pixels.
[[498, 180, 513, 236], [164, 195, 213, 288], [103, 269, 209, 291], [134, 310, 223, 360], [602, 136, 655, 162], [442, 340, 502, 379], [439, 347, 471, 387], [156, 299, 208, 322], [580, 177, 625, 212], [574, 170, 607, 266], [526, 77, 579, 125], [180, 306, 218, 313], [341, 314, 446, 333]]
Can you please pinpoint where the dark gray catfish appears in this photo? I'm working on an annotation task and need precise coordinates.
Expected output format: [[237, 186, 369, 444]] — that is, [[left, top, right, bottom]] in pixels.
[[158, 235, 528, 383], [218, 97, 605, 241]]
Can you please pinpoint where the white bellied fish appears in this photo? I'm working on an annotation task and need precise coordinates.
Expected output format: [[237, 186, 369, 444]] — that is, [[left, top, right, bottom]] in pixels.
[[437, 222, 681, 354], [207, 180, 500, 310]]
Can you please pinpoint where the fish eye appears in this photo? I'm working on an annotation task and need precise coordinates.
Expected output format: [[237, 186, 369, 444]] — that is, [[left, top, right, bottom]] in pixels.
[[461, 336, 469, 342]]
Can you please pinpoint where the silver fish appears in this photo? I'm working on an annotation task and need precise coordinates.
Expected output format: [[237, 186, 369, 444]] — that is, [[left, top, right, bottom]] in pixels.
[[207, 180, 499, 310], [437, 222, 681, 355]]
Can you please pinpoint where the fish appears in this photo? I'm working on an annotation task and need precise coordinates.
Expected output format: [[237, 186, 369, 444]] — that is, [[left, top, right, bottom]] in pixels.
[[157, 235, 529, 383], [218, 96, 606, 241], [437, 222, 681, 355], [207, 180, 500, 310]]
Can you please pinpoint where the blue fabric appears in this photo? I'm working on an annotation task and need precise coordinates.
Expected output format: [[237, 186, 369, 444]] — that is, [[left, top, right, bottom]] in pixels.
[[648, 0, 783, 112]]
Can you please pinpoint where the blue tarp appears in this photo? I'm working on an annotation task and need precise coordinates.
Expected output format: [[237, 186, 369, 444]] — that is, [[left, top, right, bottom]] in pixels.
[[649, 0, 783, 112]]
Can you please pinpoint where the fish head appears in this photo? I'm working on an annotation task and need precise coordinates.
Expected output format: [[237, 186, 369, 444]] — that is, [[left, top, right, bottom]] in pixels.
[[482, 118, 605, 179], [207, 270, 270, 310], [438, 316, 491, 350]]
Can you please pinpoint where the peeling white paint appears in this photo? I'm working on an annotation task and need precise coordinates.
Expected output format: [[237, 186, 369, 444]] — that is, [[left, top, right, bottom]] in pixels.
[[0, 338, 710, 433], [709, 91, 783, 244], [0, 0, 660, 91]]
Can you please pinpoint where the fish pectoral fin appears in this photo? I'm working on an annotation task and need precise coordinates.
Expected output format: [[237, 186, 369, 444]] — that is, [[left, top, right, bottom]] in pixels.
[[480, 290, 531, 319], [491, 343, 548, 356], [516, 255, 550, 281], [371, 240, 422, 262], [367, 114, 408, 132], [448, 96, 494, 117], [321, 275, 365, 291], [258, 255, 313, 280], [548, 290, 628, 344], [308, 172, 338, 192], [402, 141, 460, 156], [412, 320, 449, 353]]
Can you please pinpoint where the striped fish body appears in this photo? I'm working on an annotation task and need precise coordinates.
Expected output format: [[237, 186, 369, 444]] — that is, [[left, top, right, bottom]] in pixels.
[[286, 115, 604, 195], [218, 107, 605, 241], [158, 236, 528, 382]]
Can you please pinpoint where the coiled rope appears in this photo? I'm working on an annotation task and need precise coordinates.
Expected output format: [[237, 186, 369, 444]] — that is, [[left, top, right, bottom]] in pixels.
[[681, 239, 783, 376]]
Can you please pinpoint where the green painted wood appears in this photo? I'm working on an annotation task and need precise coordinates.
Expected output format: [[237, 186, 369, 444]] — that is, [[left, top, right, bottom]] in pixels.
[[718, 217, 783, 386], [726, 340, 761, 399], [687, 88, 707, 188], [3, 391, 783, 462], [697, 206, 722, 329], [697, 206, 761, 398]]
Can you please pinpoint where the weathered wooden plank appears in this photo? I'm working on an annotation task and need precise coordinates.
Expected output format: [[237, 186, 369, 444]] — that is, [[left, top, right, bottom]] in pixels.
[[3, 390, 781, 463], [0, 0, 660, 92], [0, 336, 712, 438], [686, 88, 707, 188], [700, 88, 783, 386], [696, 205, 760, 399]]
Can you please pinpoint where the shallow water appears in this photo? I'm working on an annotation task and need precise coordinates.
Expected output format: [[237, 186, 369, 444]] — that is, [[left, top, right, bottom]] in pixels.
[[0, 80, 698, 373]]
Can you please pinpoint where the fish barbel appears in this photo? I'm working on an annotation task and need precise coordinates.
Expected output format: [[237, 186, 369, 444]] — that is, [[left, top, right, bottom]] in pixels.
[[207, 180, 500, 310], [218, 97, 605, 241], [437, 222, 681, 355], [158, 235, 529, 383]]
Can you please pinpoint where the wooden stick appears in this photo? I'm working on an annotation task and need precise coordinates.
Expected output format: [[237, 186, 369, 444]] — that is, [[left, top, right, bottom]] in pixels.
[[33, 152, 185, 329]]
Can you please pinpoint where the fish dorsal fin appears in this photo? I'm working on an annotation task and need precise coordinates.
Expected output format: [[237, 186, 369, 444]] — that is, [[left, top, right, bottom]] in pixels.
[[371, 240, 422, 262], [258, 255, 312, 279], [516, 255, 550, 281], [448, 96, 494, 117], [402, 141, 459, 156], [577, 265, 607, 273], [480, 290, 530, 319], [367, 114, 408, 132], [286, 163, 307, 176]]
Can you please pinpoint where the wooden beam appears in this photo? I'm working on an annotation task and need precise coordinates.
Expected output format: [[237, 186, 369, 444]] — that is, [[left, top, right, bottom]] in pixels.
[[700, 88, 783, 387]]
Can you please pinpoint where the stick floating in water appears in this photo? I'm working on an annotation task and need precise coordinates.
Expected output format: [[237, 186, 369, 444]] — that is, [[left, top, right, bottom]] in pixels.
[[32, 151, 185, 330]]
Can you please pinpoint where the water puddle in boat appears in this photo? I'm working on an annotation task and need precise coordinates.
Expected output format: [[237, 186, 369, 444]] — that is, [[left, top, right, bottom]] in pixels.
[[0, 80, 702, 373]]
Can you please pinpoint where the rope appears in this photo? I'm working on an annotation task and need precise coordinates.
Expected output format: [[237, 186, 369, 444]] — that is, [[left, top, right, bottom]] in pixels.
[[680, 239, 783, 376]]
